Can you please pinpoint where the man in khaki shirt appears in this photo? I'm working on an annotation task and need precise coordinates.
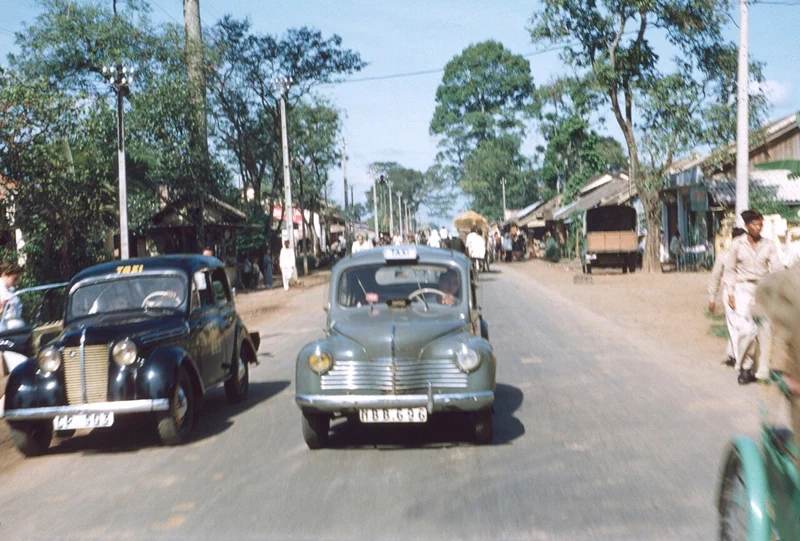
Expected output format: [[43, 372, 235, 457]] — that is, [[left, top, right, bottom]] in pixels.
[[723, 209, 784, 383], [708, 227, 745, 365]]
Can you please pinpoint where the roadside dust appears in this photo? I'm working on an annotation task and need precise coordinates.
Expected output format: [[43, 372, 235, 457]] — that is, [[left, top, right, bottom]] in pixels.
[[512, 259, 727, 365]]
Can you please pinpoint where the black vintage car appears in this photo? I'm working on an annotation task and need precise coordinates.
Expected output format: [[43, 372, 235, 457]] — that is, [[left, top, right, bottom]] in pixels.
[[0, 255, 260, 455]]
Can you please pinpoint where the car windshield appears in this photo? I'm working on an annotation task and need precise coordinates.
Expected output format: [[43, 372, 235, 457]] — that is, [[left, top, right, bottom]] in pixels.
[[337, 264, 462, 308], [68, 274, 188, 320]]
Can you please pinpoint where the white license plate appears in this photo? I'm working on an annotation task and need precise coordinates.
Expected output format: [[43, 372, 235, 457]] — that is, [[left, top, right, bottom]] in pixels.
[[53, 412, 114, 431], [359, 407, 427, 423]]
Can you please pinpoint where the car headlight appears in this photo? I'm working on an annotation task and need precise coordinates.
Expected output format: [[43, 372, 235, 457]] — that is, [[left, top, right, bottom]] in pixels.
[[455, 344, 481, 373], [112, 338, 138, 366], [37, 346, 61, 373], [308, 347, 333, 374]]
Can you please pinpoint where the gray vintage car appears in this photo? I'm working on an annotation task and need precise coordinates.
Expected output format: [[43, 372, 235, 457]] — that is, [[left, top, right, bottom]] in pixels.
[[295, 245, 496, 448]]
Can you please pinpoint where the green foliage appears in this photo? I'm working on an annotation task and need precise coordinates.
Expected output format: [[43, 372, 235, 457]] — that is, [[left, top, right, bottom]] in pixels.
[[236, 203, 268, 254], [530, 0, 769, 272], [750, 187, 791, 218]]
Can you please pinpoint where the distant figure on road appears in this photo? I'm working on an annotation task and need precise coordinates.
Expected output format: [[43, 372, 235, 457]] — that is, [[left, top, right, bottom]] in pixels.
[[427, 229, 441, 248], [723, 210, 784, 384], [708, 227, 745, 366], [466, 227, 486, 272], [279, 241, 296, 291], [351, 234, 368, 254], [669, 232, 683, 260]]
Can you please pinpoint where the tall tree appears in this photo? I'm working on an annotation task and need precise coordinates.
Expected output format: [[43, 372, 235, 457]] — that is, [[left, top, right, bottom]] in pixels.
[[530, 0, 768, 272], [430, 40, 535, 168]]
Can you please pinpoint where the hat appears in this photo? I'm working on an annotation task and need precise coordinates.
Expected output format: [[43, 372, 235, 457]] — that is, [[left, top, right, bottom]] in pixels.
[[741, 209, 763, 224]]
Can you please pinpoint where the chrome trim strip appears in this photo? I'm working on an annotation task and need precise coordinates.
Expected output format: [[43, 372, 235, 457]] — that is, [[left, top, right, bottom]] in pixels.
[[79, 329, 87, 403], [0, 399, 170, 420], [296, 390, 494, 412]]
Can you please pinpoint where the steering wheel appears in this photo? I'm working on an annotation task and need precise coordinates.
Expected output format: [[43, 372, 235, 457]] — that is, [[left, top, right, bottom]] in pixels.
[[408, 288, 447, 305], [142, 290, 180, 308]]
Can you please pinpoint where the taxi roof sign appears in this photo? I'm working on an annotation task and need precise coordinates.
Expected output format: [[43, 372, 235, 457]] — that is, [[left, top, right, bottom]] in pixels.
[[383, 246, 418, 262]]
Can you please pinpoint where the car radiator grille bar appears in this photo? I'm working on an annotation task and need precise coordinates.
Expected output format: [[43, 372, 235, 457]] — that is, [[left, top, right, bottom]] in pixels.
[[320, 357, 467, 392], [63, 345, 109, 405]]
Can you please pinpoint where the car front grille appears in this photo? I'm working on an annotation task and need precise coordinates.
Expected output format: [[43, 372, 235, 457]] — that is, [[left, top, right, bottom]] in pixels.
[[63, 345, 109, 404], [320, 357, 467, 392]]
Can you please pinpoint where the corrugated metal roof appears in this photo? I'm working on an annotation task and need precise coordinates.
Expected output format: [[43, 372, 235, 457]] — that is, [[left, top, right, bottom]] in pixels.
[[553, 176, 637, 220], [508, 201, 543, 221], [707, 170, 800, 206]]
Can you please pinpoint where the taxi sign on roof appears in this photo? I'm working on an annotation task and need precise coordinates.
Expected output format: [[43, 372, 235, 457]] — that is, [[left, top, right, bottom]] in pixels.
[[383, 246, 418, 262]]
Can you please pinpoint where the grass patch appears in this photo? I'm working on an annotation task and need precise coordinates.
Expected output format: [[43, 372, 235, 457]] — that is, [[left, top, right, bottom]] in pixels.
[[705, 309, 729, 340]]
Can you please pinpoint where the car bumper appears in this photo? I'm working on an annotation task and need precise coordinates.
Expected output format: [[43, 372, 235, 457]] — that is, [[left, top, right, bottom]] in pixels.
[[296, 390, 494, 413], [0, 399, 170, 421]]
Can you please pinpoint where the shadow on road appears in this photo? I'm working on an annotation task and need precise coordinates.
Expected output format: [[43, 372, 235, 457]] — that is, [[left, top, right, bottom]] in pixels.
[[324, 383, 524, 449], [48, 380, 290, 456]]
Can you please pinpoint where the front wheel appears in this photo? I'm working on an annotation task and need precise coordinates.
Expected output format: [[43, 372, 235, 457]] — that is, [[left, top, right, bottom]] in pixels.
[[156, 366, 196, 446], [718, 445, 770, 540], [9, 422, 53, 457], [473, 410, 493, 445], [302, 411, 330, 449], [224, 352, 249, 404]]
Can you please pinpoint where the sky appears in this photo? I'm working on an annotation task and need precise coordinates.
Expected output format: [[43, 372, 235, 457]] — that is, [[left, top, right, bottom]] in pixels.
[[1, 0, 799, 225]]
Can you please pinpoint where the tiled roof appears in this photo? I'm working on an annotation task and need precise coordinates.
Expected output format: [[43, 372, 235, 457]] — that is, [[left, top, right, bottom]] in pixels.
[[707, 170, 800, 206]]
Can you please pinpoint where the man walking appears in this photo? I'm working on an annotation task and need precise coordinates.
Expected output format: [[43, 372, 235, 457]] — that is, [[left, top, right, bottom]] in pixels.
[[723, 210, 784, 384], [708, 227, 745, 366], [279, 240, 296, 291], [351, 234, 368, 254], [466, 227, 486, 273]]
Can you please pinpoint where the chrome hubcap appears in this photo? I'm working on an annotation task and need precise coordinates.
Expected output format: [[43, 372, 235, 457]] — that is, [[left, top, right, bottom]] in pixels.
[[175, 386, 189, 424], [237, 356, 246, 382]]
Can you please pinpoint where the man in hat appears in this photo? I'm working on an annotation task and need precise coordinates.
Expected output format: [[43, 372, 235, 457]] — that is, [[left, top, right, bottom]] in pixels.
[[723, 209, 784, 384]]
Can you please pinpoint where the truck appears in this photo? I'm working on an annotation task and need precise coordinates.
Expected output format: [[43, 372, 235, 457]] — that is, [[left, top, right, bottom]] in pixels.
[[582, 205, 638, 274]]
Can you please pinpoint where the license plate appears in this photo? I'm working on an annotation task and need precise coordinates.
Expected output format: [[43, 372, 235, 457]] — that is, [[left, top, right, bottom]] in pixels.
[[53, 412, 114, 431], [358, 407, 427, 423]]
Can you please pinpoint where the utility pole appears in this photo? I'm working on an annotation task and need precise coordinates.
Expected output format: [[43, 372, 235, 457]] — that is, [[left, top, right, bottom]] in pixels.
[[387, 178, 394, 238], [103, 63, 134, 260], [341, 136, 350, 246], [501, 177, 507, 221], [276, 76, 295, 256], [350, 184, 355, 240], [183, 0, 209, 249], [735, 0, 750, 223], [398, 194, 404, 241], [372, 174, 379, 243]]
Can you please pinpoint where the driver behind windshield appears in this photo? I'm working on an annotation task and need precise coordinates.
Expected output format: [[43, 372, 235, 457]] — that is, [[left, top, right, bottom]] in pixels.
[[437, 269, 461, 306]]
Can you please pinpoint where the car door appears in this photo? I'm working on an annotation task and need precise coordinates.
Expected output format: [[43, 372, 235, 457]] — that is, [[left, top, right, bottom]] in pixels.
[[188, 270, 225, 386], [209, 268, 236, 381]]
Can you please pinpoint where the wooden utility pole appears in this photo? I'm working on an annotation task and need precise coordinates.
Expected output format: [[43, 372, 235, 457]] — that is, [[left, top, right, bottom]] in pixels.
[[735, 0, 750, 223], [184, 0, 209, 249], [341, 136, 349, 246]]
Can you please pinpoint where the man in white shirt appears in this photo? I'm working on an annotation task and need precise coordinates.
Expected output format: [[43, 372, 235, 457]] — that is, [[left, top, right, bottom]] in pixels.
[[392, 233, 402, 246], [351, 234, 368, 254], [466, 227, 486, 272], [0, 263, 23, 332], [427, 229, 441, 248], [279, 241, 296, 291], [669, 232, 683, 260], [723, 210, 784, 383], [708, 227, 745, 366]]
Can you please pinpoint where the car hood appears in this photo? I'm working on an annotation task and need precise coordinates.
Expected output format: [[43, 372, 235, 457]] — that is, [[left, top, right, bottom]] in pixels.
[[60, 313, 186, 347], [330, 308, 469, 359]]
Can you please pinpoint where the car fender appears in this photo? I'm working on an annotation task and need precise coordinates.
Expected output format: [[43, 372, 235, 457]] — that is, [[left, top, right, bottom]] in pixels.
[[4, 358, 67, 411], [419, 333, 496, 391], [295, 336, 369, 394], [717, 436, 771, 540], [137, 345, 203, 400], [234, 321, 260, 365]]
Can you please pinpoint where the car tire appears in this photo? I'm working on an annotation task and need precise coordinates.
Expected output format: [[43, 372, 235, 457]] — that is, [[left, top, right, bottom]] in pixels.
[[224, 352, 249, 404], [156, 366, 196, 446], [302, 411, 329, 449], [9, 422, 53, 456], [473, 410, 493, 445]]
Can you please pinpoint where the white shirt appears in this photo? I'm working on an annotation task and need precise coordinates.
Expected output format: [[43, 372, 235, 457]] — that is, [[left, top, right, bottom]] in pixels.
[[0, 281, 21, 332], [439, 227, 449, 240], [279, 247, 295, 269], [427, 232, 441, 248], [351, 240, 367, 254], [466, 232, 486, 259], [669, 236, 682, 255], [392, 234, 402, 246]]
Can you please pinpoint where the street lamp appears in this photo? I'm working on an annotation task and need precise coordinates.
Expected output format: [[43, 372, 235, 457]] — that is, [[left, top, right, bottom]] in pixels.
[[103, 64, 134, 260]]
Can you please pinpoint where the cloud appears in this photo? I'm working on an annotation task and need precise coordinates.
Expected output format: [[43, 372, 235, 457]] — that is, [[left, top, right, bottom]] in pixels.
[[754, 79, 794, 108]]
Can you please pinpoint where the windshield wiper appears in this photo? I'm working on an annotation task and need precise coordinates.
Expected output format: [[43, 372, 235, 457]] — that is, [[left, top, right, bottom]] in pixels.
[[412, 269, 429, 312], [355, 276, 375, 311]]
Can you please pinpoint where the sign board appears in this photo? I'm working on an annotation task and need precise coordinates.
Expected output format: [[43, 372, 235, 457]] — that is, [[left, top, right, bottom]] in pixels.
[[689, 187, 708, 212], [383, 246, 418, 262], [272, 205, 303, 225]]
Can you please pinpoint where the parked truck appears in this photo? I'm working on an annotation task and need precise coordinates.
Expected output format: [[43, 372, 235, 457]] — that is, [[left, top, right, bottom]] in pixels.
[[582, 205, 638, 274]]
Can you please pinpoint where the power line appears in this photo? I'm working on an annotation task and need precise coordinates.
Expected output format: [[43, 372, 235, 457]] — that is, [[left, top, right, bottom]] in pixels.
[[149, 0, 180, 24]]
